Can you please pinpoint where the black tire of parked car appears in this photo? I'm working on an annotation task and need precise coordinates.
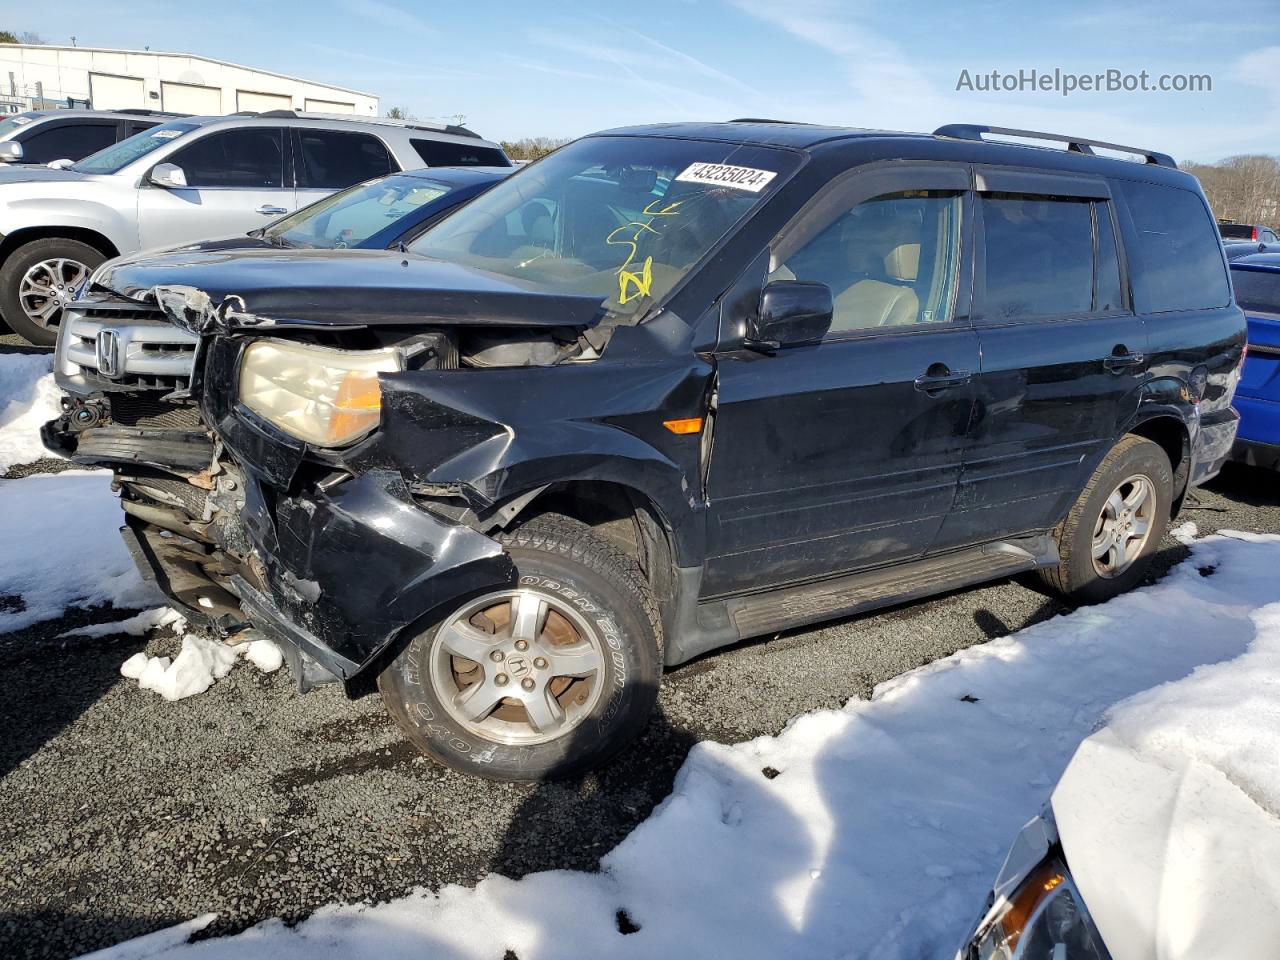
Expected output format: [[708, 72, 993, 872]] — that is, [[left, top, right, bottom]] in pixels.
[[0, 237, 106, 346], [1040, 434, 1173, 605], [378, 513, 663, 781]]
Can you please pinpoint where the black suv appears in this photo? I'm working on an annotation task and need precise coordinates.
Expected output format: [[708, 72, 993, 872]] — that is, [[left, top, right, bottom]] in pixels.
[[47, 121, 1245, 781]]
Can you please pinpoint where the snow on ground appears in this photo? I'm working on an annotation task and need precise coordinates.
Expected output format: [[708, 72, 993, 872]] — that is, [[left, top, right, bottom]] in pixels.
[[121, 632, 284, 701], [59, 606, 186, 639], [84, 530, 1280, 960], [0, 352, 63, 472], [0, 471, 160, 633]]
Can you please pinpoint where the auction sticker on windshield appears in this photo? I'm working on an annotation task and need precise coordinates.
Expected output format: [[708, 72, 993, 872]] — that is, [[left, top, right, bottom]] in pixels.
[[675, 162, 777, 193]]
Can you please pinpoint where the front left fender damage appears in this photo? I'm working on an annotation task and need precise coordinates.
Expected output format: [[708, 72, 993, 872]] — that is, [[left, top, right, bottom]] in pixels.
[[239, 468, 515, 685]]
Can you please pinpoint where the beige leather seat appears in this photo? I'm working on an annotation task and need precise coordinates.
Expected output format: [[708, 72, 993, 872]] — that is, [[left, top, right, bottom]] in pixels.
[[833, 241, 921, 329]]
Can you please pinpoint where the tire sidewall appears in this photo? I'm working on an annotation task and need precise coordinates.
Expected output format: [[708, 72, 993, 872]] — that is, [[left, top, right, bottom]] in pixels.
[[380, 545, 660, 781], [0, 238, 106, 345], [1066, 441, 1172, 602]]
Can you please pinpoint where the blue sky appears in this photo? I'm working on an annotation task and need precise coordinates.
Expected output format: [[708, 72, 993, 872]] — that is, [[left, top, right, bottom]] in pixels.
[[21, 0, 1280, 163]]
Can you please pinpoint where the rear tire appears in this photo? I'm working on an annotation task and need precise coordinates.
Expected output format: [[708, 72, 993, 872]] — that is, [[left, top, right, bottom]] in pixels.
[[0, 237, 105, 346], [378, 513, 662, 781], [1040, 435, 1172, 604]]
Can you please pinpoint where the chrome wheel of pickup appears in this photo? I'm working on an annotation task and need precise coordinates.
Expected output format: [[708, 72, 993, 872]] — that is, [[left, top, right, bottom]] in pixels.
[[18, 257, 89, 331], [1091, 474, 1155, 579], [430, 588, 606, 745]]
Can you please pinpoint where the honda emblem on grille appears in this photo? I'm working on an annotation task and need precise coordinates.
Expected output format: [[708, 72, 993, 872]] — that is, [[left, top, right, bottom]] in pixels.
[[96, 329, 121, 378]]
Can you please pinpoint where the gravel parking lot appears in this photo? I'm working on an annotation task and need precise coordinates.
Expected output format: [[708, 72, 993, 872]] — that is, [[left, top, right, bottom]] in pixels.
[[3, 337, 1277, 959]]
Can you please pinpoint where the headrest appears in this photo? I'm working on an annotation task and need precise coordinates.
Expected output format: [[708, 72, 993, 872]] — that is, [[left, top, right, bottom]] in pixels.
[[884, 243, 920, 282]]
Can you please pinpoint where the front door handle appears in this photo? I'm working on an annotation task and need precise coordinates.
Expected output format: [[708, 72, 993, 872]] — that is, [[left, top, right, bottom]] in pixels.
[[255, 205, 288, 216], [914, 366, 972, 394], [1103, 351, 1145, 373]]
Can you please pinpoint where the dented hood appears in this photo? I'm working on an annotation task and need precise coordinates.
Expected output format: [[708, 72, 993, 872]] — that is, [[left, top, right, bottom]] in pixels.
[[94, 247, 606, 329]]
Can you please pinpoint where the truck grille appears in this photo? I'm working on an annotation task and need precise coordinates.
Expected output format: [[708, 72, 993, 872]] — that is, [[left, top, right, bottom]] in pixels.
[[55, 299, 199, 392]]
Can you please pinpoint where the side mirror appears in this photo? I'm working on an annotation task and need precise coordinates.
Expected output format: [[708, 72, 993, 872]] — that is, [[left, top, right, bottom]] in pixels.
[[748, 280, 833, 350], [0, 141, 24, 162], [149, 163, 188, 189]]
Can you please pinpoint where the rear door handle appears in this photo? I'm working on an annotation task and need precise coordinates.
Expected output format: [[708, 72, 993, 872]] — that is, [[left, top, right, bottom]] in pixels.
[[255, 205, 288, 216], [1103, 352, 1145, 372], [914, 368, 972, 393]]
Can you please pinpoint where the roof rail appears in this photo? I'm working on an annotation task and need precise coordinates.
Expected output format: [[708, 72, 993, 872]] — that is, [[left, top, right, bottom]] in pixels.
[[115, 108, 185, 117], [729, 117, 799, 125], [933, 124, 1177, 168]]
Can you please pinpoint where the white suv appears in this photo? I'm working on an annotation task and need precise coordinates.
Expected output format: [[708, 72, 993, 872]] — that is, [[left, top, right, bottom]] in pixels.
[[0, 111, 509, 343]]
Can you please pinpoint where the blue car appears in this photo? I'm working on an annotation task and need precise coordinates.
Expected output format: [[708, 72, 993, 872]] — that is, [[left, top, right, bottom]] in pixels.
[[1230, 252, 1280, 468], [175, 165, 512, 256]]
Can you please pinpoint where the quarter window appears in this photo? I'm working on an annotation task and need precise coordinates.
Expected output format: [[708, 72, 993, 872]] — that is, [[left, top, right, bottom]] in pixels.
[[167, 128, 285, 188], [772, 190, 963, 335], [1116, 179, 1230, 313], [296, 130, 394, 189], [411, 138, 511, 167]]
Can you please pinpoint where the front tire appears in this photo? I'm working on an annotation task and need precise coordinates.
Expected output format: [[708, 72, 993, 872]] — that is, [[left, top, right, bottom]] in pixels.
[[1040, 435, 1172, 604], [378, 514, 662, 781], [0, 238, 105, 346]]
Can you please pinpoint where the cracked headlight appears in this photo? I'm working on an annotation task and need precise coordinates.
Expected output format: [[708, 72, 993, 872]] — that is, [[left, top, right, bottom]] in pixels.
[[967, 860, 1108, 960], [239, 339, 401, 447]]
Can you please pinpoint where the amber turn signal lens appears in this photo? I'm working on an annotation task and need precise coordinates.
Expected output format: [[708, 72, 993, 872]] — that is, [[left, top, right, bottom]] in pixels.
[[663, 417, 703, 435]]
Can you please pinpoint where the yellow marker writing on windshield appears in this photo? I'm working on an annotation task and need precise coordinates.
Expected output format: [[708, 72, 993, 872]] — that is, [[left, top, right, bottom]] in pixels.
[[618, 256, 654, 304]]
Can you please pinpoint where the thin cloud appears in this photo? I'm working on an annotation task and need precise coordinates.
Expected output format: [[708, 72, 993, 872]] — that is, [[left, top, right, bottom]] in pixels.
[[335, 0, 437, 38]]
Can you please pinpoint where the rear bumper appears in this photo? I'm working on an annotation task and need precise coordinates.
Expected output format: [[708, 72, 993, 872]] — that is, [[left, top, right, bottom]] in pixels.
[[1189, 405, 1239, 487]]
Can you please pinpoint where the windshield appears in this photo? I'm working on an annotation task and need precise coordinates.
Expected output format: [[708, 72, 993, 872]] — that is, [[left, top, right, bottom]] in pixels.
[[264, 173, 453, 249], [1232, 268, 1280, 313], [71, 120, 203, 174], [409, 136, 798, 318]]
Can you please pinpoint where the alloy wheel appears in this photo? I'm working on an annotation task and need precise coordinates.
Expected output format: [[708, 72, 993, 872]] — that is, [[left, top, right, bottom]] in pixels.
[[1091, 474, 1155, 579], [17, 257, 89, 331], [429, 588, 606, 745]]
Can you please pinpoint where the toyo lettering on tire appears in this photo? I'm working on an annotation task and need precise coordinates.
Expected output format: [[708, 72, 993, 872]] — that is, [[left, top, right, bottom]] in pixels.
[[378, 513, 662, 781]]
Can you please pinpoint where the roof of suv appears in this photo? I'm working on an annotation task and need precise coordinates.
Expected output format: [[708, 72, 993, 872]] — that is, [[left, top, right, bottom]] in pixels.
[[12, 109, 185, 123], [592, 120, 1184, 178], [176, 111, 500, 148]]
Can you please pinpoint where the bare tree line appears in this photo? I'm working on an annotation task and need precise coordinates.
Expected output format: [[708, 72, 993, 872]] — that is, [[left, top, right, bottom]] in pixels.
[[500, 137, 571, 162], [1184, 154, 1280, 226]]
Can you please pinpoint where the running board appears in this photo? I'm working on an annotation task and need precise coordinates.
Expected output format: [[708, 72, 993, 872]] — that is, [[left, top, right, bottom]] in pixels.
[[722, 543, 1043, 641]]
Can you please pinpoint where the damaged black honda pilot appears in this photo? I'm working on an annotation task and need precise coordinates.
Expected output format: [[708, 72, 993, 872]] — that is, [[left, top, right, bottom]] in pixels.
[[46, 122, 1245, 780]]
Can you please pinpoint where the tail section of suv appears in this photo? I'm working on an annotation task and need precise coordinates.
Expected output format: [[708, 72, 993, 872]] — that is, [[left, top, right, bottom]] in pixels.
[[0, 111, 509, 344], [46, 122, 1244, 781]]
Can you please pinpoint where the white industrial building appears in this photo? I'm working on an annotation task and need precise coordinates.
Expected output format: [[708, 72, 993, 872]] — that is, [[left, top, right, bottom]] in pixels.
[[0, 44, 379, 116]]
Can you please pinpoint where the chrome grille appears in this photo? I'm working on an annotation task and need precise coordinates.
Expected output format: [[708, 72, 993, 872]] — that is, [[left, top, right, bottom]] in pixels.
[[55, 299, 199, 394]]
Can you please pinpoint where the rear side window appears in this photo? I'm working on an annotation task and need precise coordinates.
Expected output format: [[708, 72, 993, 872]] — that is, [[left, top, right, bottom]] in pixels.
[[20, 122, 116, 163], [168, 128, 285, 188], [1116, 180, 1230, 313], [1231, 269, 1280, 314], [982, 193, 1094, 319], [296, 130, 394, 189], [411, 137, 510, 167]]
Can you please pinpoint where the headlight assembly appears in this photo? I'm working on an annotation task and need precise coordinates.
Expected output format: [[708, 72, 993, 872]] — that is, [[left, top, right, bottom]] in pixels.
[[238, 339, 401, 447], [968, 860, 1108, 960]]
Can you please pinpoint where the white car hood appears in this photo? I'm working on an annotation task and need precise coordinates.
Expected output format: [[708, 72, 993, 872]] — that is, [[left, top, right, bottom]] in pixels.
[[0, 164, 87, 183], [1054, 723, 1280, 959]]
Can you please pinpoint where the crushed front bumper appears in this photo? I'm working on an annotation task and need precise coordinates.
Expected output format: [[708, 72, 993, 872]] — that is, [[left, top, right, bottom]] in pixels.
[[234, 467, 515, 688]]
